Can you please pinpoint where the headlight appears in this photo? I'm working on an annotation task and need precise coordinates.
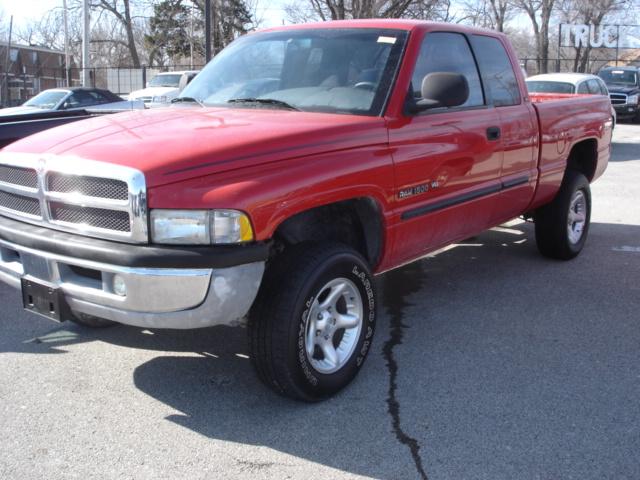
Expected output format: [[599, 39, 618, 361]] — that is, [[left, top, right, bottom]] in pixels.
[[150, 209, 254, 245], [627, 94, 639, 105], [152, 95, 168, 103]]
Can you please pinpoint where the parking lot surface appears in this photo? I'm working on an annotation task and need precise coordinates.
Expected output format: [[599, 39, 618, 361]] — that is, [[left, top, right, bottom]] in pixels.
[[1, 123, 639, 480]]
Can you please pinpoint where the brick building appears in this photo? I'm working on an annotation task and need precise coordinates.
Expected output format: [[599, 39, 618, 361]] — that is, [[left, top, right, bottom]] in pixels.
[[0, 43, 80, 107]]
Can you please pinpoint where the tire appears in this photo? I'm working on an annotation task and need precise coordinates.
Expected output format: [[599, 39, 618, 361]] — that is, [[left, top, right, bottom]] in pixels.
[[249, 242, 376, 402], [534, 170, 591, 260], [69, 312, 117, 328]]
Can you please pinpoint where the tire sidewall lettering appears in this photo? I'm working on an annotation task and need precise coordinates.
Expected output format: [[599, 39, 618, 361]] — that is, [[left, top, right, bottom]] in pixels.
[[295, 260, 376, 388]]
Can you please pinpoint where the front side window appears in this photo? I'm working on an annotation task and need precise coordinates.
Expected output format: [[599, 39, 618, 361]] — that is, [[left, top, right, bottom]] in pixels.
[[597, 79, 608, 95], [472, 35, 521, 107], [587, 79, 603, 94], [180, 28, 408, 116], [577, 82, 589, 94], [409, 32, 484, 109]]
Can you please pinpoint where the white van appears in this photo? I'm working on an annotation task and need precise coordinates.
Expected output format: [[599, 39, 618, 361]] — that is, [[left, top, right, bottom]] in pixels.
[[128, 71, 199, 107]]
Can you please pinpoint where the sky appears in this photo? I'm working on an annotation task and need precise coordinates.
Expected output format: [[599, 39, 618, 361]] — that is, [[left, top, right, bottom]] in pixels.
[[0, 0, 290, 31]]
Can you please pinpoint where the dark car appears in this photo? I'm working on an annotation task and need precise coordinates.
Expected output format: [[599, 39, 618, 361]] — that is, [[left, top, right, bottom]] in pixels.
[[598, 66, 640, 122], [0, 87, 144, 117]]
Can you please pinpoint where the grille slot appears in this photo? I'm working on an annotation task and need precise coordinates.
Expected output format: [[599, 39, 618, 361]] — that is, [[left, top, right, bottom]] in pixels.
[[50, 204, 131, 232], [0, 190, 42, 217], [47, 174, 129, 200], [0, 165, 38, 189], [609, 93, 627, 105]]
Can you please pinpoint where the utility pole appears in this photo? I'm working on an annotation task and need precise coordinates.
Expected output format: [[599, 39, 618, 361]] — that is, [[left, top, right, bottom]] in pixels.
[[82, 0, 90, 86], [3, 15, 13, 107], [189, 2, 194, 69], [205, 0, 212, 62], [63, 0, 70, 86]]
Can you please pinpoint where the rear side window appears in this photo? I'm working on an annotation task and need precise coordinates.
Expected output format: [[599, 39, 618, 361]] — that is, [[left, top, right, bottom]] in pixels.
[[577, 82, 589, 94], [410, 32, 484, 108], [597, 79, 608, 95], [587, 79, 603, 94], [471, 35, 520, 107]]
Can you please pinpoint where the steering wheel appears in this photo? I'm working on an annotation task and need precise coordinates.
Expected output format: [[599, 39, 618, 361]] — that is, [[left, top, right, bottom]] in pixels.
[[354, 82, 376, 91]]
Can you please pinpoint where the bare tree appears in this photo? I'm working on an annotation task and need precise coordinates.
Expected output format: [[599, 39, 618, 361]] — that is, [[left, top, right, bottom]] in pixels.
[[0, 7, 8, 42], [90, 1, 146, 67], [513, 0, 556, 73], [557, 0, 633, 72], [283, 0, 449, 22], [459, 0, 511, 31]]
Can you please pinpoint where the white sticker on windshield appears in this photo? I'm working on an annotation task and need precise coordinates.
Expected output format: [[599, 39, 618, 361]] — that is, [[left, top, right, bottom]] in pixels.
[[377, 36, 397, 44], [612, 70, 624, 74]]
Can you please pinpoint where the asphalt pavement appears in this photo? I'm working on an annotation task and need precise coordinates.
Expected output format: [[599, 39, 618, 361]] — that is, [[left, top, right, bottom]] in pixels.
[[1, 123, 639, 480]]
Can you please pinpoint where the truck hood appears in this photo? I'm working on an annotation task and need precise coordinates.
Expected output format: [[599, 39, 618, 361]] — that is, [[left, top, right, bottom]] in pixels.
[[128, 86, 178, 99], [3, 106, 386, 188], [605, 85, 639, 94]]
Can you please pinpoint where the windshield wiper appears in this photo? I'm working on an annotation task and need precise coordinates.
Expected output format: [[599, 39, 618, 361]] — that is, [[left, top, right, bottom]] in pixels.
[[171, 96, 204, 107], [227, 98, 299, 111]]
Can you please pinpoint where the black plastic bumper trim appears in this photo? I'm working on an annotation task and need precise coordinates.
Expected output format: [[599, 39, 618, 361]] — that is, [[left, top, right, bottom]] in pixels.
[[0, 215, 269, 269]]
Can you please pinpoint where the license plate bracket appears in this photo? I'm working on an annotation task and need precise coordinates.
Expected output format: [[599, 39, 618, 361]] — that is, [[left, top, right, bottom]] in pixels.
[[21, 278, 70, 322]]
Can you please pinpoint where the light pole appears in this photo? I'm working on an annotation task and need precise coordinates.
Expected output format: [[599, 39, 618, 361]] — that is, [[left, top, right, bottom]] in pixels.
[[82, 0, 90, 86], [63, 0, 70, 86], [205, 0, 211, 62]]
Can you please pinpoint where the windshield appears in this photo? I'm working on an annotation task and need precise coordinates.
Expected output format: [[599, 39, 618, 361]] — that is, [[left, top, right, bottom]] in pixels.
[[526, 81, 575, 94], [180, 28, 408, 115], [24, 90, 67, 109], [598, 69, 638, 86], [149, 74, 182, 87]]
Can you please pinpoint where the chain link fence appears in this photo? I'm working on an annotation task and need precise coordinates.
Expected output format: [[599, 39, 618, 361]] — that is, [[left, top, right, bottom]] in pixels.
[[520, 57, 639, 77], [1, 65, 205, 106], [3, 57, 639, 108]]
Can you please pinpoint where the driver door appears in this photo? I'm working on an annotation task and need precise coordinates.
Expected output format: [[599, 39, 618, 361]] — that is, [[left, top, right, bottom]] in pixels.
[[389, 31, 503, 264]]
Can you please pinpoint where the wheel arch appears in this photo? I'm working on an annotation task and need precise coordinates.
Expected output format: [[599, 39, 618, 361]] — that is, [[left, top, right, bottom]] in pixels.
[[270, 197, 385, 269], [565, 138, 598, 182]]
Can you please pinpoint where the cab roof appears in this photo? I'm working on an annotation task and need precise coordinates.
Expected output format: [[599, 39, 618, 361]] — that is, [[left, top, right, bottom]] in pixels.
[[259, 19, 504, 37]]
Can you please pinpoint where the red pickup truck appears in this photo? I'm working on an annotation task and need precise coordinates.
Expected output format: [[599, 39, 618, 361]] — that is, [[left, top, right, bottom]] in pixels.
[[0, 20, 612, 401]]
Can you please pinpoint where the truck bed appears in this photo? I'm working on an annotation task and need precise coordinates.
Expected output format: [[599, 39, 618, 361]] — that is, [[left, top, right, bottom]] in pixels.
[[528, 93, 613, 209]]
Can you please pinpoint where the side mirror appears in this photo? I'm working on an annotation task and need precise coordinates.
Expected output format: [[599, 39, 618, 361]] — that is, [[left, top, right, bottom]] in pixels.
[[409, 72, 469, 113]]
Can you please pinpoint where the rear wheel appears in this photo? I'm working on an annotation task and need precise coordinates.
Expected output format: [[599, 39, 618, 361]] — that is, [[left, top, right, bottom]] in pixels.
[[534, 170, 591, 260], [249, 243, 376, 402]]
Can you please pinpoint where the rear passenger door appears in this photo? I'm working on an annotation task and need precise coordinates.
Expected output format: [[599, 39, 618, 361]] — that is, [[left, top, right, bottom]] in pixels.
[[471, 35, 538, 224], [389, 31, 504, 263]]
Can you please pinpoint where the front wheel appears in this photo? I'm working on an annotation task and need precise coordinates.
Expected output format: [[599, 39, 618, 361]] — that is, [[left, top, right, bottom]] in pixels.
[[534, 170, 591, 260], [249, 243, 376, 402]]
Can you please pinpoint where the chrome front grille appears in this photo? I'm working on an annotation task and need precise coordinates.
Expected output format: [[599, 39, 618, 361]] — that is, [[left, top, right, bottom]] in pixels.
[[50, 204, 131, 232], [0, 153, 147, 243], [47, 174, 129, 200], [610, 93, 627, 105], [0, 190, 42, 217], [0, 164, 38, 188]]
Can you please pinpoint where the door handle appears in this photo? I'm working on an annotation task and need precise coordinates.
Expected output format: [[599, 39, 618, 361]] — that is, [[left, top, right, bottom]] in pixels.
[[486, 126, 501, 141]]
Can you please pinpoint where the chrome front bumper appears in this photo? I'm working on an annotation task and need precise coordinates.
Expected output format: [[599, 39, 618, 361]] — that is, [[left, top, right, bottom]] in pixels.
[[0, 236, 265, 329]]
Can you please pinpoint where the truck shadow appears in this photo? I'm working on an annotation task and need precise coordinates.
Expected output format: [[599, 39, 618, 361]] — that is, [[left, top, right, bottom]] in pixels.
[[1, 220, 639, 478]]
